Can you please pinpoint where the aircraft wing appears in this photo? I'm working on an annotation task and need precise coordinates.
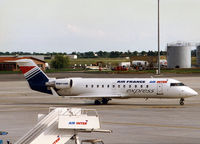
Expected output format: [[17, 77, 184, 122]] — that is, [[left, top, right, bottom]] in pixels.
[[49, 87, 127, 99], [66, 94, 126, 99]]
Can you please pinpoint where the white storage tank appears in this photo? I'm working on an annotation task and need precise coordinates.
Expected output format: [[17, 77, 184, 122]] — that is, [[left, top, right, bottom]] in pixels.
[[119, 62, 131, 67], [167, 42, 191, 68], [196, 45, 200, 66]]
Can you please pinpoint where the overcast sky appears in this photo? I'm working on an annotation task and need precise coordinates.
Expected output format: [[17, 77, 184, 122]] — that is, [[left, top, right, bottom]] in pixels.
[[0, 0, 200, 53]]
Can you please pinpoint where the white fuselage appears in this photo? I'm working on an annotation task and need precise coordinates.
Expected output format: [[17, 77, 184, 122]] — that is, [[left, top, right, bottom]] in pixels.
[[54, 78, 198, 99], [14, 59, 198, 104]]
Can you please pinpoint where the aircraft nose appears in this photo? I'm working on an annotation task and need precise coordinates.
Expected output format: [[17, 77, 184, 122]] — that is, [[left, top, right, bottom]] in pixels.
[[188, 89, 198, 96]]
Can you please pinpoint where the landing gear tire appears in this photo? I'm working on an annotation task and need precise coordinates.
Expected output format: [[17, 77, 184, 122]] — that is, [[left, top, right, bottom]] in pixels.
[[94, 100, 101, 105], [102, 98, 109, 105], [180, 98, 184, 105]]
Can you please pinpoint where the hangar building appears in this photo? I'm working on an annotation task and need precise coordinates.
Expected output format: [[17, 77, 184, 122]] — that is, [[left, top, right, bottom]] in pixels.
[[0, 57, 46, 71]]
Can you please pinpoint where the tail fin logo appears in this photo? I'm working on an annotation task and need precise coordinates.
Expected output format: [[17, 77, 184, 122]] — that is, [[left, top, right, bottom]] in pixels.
[[20, 66, 35, 74], [20, 66, 41, 80], [14, 59, 51, 94]]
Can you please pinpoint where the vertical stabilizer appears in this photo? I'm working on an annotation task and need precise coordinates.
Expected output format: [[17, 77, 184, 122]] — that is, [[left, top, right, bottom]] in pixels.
[[14, 59, 52, 94]]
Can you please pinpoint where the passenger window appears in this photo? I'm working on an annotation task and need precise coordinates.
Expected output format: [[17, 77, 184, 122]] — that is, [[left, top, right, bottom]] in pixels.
[[135, 85, 137, 88], [123, 85, 126, 88], [102, 85, 104, 88], [146, 85, 149, 88], [97, 85, 99, 88], [113, 85, 115, 88], [91, 85, 94, 88], [86, 85, 88, 88], [107, 85, 109, 88], [118, 85, 120, 88], [129, 85, 131, 88], [141, 85, 143, 88]]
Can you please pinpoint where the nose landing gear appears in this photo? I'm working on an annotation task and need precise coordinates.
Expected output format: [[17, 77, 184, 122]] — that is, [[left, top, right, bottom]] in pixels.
[[102, 98, 110, 105], [180, 98, 184, 105]]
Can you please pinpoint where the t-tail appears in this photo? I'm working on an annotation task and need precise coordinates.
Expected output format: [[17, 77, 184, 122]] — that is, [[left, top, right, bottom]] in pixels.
[[14, 59, 52, 94]]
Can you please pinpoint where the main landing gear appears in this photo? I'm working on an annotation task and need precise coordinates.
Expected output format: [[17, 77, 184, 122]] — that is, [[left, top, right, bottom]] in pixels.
[[94, 98, 111, 105], [94, 100, 101, 105], [180, 98, 184, 105]]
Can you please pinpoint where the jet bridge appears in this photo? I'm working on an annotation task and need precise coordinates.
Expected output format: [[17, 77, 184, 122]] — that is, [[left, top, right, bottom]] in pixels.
[[15, 107, 111, 144]]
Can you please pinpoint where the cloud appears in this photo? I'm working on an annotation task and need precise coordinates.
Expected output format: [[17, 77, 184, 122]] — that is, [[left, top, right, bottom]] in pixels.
[[67, 24, 80, 33], [96, 30, 105, 37], [66, 24, 106, 39]]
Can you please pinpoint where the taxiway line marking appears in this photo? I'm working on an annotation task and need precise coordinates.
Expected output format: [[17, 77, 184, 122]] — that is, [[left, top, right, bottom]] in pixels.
[[103, 121, 200, 130]]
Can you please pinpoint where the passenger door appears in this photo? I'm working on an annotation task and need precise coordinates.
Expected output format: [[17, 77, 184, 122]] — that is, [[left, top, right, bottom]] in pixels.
[[157, 83, 163, 95]]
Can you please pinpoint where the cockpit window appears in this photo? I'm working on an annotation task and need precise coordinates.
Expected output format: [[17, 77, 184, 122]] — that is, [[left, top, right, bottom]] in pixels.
[[170, 83, 185, 86]]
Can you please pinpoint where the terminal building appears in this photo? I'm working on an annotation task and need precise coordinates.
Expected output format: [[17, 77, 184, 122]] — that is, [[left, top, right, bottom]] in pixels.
[[0, 57, 46, 71]]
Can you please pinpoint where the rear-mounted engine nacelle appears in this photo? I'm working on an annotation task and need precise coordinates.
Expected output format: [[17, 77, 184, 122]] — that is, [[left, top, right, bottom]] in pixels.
[[46, 79, 73, 89]]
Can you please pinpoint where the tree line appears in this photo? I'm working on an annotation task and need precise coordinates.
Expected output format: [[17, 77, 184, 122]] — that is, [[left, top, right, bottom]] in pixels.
[[0, 50, 197, 58], [0, 50, 167, 58], [72, 51, 167, 58]]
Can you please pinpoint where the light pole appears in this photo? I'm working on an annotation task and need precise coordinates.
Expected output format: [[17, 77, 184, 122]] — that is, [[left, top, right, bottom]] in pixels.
[[157, 0, 161, 75], [158, 0, 160, 75]]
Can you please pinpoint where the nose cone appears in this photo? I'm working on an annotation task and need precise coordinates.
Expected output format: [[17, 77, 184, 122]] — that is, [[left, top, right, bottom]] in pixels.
[[187, 88, 198, 97]]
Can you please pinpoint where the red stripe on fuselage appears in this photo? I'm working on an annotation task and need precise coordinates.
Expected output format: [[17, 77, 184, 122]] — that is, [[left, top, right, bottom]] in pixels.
[[20, 66, 35, 74]]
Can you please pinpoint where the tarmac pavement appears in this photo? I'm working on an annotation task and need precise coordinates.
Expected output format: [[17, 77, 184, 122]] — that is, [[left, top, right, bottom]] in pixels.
[[0, 73, 200, 144]]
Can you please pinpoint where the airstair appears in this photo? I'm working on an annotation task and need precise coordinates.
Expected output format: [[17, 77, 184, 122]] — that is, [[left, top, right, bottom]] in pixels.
[[15, 107, 111, 144]]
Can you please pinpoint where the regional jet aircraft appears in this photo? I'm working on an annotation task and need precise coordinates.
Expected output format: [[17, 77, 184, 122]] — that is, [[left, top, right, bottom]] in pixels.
[[13, 59, 198, 105]]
